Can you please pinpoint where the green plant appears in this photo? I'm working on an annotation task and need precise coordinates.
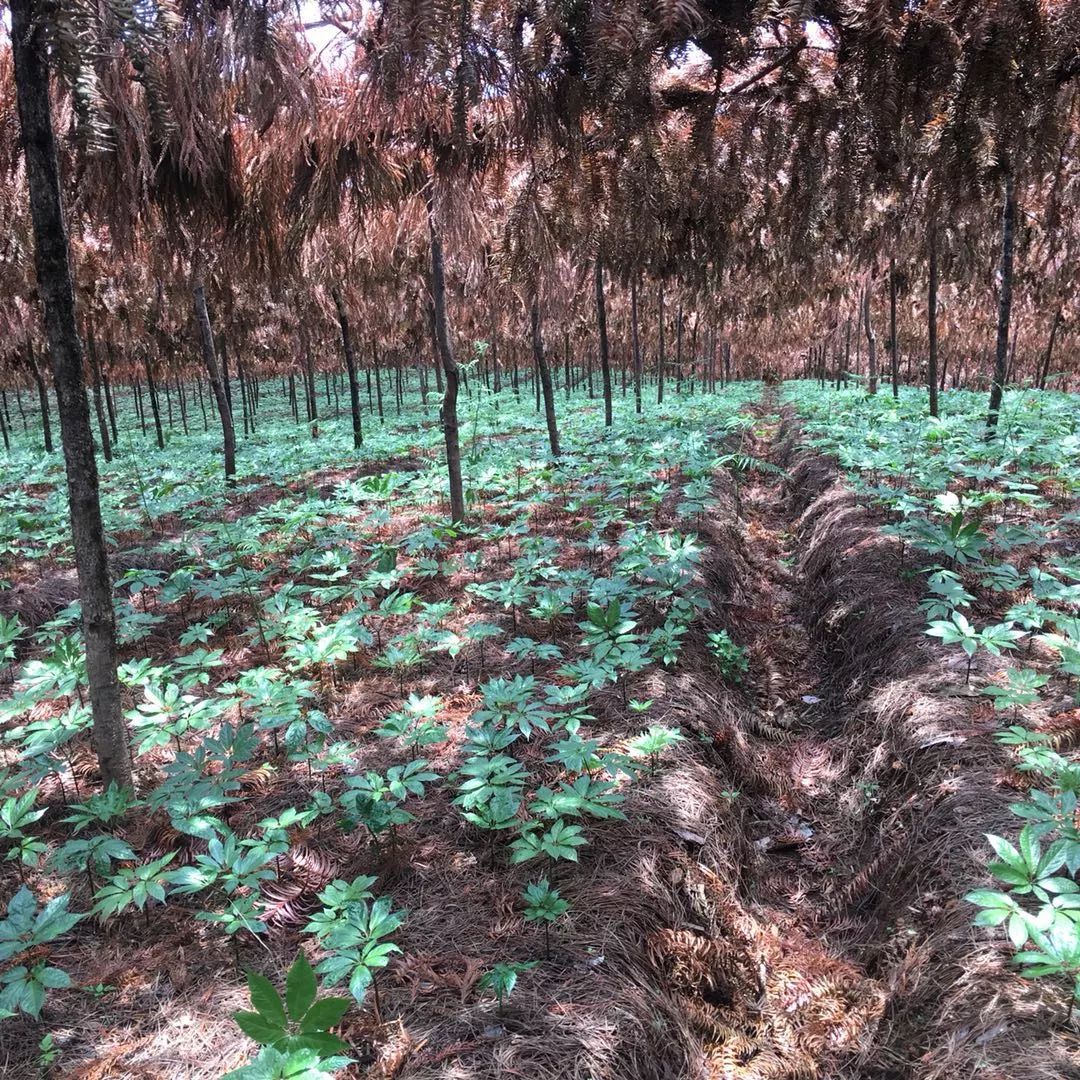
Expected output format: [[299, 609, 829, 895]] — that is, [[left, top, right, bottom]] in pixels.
[[705, 630, 749, 681], [478, 961, 538, 1012], [304, 895, 405, 1011], [0, 887, 82, 1020], [521, 880, 569, 958], [0, 790, 47, 879], [91, 853, 177, 922], [981, 668, 1049, 716], [232, 952, 351, 1058], [925, 613, 1025, 683], [222, 1046, 353, 1080], [509, 818, 587, 865], [37, 1033, 60, 1074], [626, 724, 684, 773]]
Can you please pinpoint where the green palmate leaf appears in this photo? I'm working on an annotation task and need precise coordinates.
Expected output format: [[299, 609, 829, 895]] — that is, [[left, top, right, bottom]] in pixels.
[[286, 953, 318, 1022], [248, 970, 289, 1028], [299, 997, 350, 1033], [235, 1010, 287, 1045]]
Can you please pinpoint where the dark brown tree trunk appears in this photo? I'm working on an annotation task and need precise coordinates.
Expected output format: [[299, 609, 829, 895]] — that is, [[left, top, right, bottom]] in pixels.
[[12, 0, 130, 789], [103, 338, 120, 444], [987, 173, 1016, 433], [25, 339, 53, 452], [1037, 306, 1061, 390], [86, 326, 112, 462], [143, 355, 165, 450], [530, 297, 561, 458], [297, 316, 316, 425], [928, 221, 940, 418], [595, 259, 613, 427], [563, 329, 571, 401], [372, 339, 385, 422], [863, 283, 878, 395], [191, 253, 236, 480], [218, 332, 233, 413], [889, 257, 899, 398], [657, 283, 665, 405], [675, 304, 683, 394], [427, 188, 465, 523], [176, 376, 189, 436], [630, 277, 643, 414]]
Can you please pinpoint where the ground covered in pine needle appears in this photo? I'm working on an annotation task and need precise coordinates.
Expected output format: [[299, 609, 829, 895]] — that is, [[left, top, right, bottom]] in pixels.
[[1, 390, 1077, 1080]]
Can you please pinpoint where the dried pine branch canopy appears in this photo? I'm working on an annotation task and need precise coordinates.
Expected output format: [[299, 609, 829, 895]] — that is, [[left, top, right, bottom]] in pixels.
[[2, 1, 1080, 1079]]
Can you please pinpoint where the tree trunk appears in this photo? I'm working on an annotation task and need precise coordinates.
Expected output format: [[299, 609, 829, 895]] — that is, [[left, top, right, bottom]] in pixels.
[[657, 283, 665, 405], [675, 304, 683, 394], [86, 326, 112, 462], [218, 332, 233, 413], [12, 0, 130, 789], [1037, 306, 1061, 390], [863, 283, 878, 395], [928, 221, 940, 418], [986, 173, 1016, 433], [563, 329, 571, 401], [143, 355, 165, 450], [630, 277, 643, 414], [595, 258, 613, 427], [426, 187, 465, 523], [103, 338, 120, 444], [372, 339, 385, 422], [331, 289, 363, 450], [191, 253, 236, 480], [889, 257, 899, 398], [530, 297, 561, 458], [25, 340, 54, 452]]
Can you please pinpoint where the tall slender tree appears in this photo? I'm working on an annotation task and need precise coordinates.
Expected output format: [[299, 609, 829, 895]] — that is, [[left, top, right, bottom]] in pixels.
[[11, 0, 130, 788]]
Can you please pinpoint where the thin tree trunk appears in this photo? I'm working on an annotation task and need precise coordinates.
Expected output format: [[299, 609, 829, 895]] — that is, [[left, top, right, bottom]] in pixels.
[[563, 329, 571, 402], [191, 252, 236, 481], [427, 187, 465, 523], [176, 376, 189, 435], [889, 257, 899, 398], [928, 221, 940, 418], [103, 340, 119, 445], [657, 283, 665, 405], [86, 326, 112, 462], [631, 277, 643, 414], [12, 0, 130, 788], [595, 258, 613, 427], [531, 296, 561, 457], [863, 283, 878, 395], [675, 305, 683, 394], [25, 340, 54, 452], [987, 173, 1016, 433], [218, 332, 233, 413], [372, 339, 385, 422], [1037, 306, 1061, 390], [134, 378, 146, 434], [143, 355, 164, 450]]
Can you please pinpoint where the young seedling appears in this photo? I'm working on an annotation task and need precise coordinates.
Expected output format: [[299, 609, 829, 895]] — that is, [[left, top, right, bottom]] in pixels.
[[478, 960, 538, 1013], [521, 880, 569, 959]]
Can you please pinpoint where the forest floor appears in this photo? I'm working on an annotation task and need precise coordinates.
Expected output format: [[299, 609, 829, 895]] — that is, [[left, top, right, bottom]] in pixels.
[[1, 390, 1077, 1079]]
